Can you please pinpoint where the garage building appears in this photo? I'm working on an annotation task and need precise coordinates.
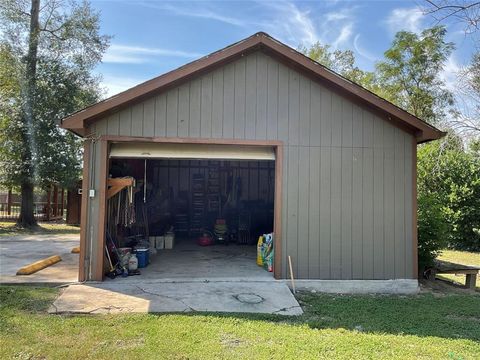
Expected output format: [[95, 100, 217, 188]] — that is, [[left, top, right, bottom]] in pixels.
[[61, 32, 444, 284]]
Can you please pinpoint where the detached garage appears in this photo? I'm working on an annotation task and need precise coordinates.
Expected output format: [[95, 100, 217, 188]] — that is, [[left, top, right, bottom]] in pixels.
[[61, 32, 444, 286]]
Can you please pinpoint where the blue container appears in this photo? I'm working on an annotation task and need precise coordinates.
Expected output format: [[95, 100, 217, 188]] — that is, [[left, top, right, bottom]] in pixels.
[[136, 249, 149, 268]]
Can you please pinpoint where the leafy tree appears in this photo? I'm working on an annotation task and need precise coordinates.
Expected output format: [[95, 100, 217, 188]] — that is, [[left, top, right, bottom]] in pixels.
[[375, 26, 455, 125], [417, 192, 448, 268], [0, 0, 109, 226], [300, 42, 377, 89], [418, 135, 480, 252]]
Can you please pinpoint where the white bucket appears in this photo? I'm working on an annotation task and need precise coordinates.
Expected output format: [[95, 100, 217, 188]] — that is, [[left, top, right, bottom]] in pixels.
[[148, 236, 157, 255], [165, 233, 175, 249], [155, 236, 165, 250]]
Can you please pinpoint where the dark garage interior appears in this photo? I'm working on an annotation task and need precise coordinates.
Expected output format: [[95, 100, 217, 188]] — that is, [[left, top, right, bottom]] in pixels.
[[104, 151, 275, 280]]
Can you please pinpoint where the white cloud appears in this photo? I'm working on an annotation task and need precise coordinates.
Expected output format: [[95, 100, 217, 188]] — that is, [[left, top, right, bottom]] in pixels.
[[100, 75, 148, 97], [353, 34, 378, 62], [137, 1, 357, 51], [103, 44, 203, 64], [440, 55, 461, 92], [332, 24, 353, 49], [259, 1, 319, 46], [257, 1, 357, 49], [139, 2, 247, 27], [385, 7, 424, 34]]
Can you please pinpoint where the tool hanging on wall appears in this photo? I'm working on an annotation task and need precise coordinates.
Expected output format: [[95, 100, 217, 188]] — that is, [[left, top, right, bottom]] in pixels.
[[144, 159, 147, 203]]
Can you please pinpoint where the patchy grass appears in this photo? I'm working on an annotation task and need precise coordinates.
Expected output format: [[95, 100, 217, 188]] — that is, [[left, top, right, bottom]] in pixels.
[[0, 221, 79, 237], [1, 285, 479, 359], [438, 250, 480, 290], [439, 250, 480, 266]]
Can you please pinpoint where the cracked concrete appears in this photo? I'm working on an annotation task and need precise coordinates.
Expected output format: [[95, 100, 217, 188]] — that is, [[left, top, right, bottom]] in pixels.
[[49, 280, 303, 315]]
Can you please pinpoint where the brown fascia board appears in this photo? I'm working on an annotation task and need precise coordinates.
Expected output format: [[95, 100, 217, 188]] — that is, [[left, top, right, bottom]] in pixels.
[[61, 32, 445, 143]]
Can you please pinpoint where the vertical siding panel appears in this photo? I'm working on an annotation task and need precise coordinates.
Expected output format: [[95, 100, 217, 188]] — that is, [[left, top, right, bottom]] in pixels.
[[362, 110, 374, 147], [352, 104, 363, 147], [288, 70, 300, 145], [299, 77, 310, 146], [154, 95, 166, 137], [308, 147, 321, 278], [277, 64, 289, 142], [95, 120, 107, 136], [211, 69, 223, 138], [330, 148, 342, 279], [131, 103, 143, 137], [223, 63, 235, 138], [281, 146, 289, 277], [287, 146, 299, 276], [200, 75, 212, 138], [107, 113, 120, 136], [266, 57, 278, 139], [143, 98, 155, 136], [297, 146, 310, 278], [341, 100, 353, 147], [404, 136, 414, 278], [320, 89, 332, 147], [256, 53, 268, 139], [331, 94, 342, 146], [341, 148, 353, 279], [352, 147, 363, 279], [119, 108, 132, 136], [373, 147, 385, 279], [178, 84, 190, 137], [245, 54, 257, 139], [362, 148, 374, 278], [373, 115, 384, 149], [286, 146, 301, 276], [394, 130, 406, 278], [189, 79, 201, 137], [166, 89, 178, 137], [384, 123, 396, 278], [309, 83, 321, 146], [319, 147, 331, 278], [234, 58, 246, 139]]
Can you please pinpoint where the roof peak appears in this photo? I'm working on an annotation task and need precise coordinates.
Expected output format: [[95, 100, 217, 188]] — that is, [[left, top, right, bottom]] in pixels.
[[61, 32, 444, 143]]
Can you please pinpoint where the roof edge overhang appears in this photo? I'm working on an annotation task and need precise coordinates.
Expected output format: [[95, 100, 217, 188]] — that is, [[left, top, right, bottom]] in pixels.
[[61, 32, 445, 143]]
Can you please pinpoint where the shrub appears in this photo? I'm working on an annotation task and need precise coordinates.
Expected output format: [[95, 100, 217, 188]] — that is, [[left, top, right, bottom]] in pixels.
[[417, 193, 447, 269]]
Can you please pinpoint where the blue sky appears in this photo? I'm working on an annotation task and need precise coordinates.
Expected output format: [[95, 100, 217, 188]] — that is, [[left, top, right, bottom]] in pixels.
[[91, 0, 477, 97]]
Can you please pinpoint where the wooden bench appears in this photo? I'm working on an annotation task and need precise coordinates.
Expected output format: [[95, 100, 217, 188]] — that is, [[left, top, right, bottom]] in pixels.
[[427, 260, 479, 289]]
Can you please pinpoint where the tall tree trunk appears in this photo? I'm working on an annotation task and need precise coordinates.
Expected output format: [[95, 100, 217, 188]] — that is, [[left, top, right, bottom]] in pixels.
[[18, 0, 40, 227]]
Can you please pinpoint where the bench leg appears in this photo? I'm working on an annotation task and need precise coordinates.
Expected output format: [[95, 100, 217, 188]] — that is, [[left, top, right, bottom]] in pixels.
[[466, 274, 477, 289]]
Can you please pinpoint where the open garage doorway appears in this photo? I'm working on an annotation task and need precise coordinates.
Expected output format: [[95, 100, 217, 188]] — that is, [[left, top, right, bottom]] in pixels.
[[103, 142, 280, 281]]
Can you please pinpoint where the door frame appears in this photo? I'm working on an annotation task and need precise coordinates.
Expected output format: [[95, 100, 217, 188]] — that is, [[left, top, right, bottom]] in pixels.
[[89, 136, 284, 280]]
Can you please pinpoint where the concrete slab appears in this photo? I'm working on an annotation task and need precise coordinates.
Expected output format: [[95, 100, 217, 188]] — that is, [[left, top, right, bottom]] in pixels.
[[135, 239, 273, 280], [49, 280, 303, 316], [0, 234, 79, 284], [290, 279, 419, 294]]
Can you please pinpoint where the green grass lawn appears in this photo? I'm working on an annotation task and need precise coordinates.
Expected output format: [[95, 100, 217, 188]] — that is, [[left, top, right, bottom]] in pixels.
[[437, 250, 480, 290], [1, 286, 479, 359], [0, 221, 80, 237]]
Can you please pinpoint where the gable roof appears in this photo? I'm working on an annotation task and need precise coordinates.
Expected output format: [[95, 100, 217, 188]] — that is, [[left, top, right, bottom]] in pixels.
[[61, 32, 445, 143]]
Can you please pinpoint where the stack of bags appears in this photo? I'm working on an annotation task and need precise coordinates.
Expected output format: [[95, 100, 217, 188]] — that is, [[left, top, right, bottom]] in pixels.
[[256, 233, 274, 272]]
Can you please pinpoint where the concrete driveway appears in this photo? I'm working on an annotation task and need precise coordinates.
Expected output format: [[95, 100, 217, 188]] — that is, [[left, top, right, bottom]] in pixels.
[[0, 234, 79, 284], [49, 280, 303, 315]]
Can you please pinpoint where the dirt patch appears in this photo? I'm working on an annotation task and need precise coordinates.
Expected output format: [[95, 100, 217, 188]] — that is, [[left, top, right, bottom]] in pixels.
[[419, 278, 479, 296], [220, 333, 246, 348]]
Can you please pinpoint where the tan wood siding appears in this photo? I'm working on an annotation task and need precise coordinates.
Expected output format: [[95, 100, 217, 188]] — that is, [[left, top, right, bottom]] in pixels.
[[90, 50, 415, 280]]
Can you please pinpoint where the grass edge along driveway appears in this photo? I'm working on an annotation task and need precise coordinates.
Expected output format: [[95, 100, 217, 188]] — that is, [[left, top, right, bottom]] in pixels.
[[1, 285, 479, 359]]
